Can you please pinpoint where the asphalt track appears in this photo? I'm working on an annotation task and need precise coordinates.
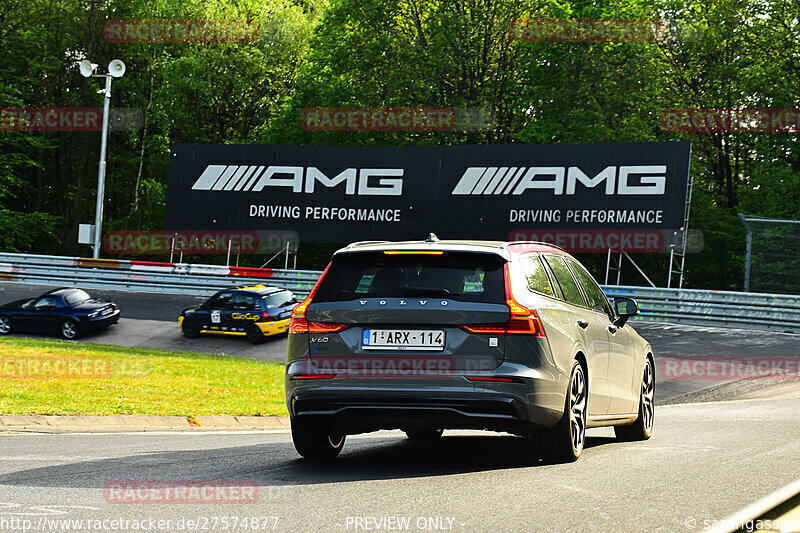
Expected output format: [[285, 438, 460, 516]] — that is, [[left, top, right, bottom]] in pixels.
[[3, 281, 800, 404], [2, 284, 800, 532], [0, 398, 799, 532]]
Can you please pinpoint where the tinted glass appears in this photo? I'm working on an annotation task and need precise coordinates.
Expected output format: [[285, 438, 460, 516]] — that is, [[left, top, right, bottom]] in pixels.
[[567, 258, 613, 315], [64, 290, 91, 305], [263, 290, 297, 309], [34, 296, 59, 309], [208, 292, 233, 310], [522, 255, 555, 297], [314, 252, 506, 303], [544, 255, 586, 307], [541, 258, 565, 300], [232, 293, 258, 311]]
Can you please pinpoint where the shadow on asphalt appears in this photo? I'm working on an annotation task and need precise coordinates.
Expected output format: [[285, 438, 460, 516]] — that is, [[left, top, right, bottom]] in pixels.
[[0, 434, 619, 488]]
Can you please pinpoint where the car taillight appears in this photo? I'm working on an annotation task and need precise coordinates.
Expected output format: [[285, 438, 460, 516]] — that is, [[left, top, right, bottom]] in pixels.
[[461, 324, 506, 334], [288, 264, 349, 335], [503, 263, 546, 336], [292, 374, 336, 380], [461, 263, 546, 337]]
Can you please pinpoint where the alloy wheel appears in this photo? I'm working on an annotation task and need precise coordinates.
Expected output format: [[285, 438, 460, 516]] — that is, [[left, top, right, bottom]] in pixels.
[[642, 359, 655, 433], [569, 365, 587, 454], [62, 321, 77, 340], [0, 317, 10, 334]]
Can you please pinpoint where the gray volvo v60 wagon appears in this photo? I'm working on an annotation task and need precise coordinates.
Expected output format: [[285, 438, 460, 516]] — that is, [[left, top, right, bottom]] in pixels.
[[285, 238, 654, 462]]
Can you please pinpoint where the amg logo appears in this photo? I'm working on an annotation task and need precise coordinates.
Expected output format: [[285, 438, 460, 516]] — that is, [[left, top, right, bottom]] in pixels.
[[191, 165, 404, 196], [451, 165, 667, 196]]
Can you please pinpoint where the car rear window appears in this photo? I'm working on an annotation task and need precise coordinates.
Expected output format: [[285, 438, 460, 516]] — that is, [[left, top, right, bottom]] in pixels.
[[313, 252, 506, 304], [64, 290, 91, 305], [262, 290, 297, 309]]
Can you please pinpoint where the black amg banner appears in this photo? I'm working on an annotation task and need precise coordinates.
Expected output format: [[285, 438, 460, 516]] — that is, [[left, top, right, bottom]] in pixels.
[[165, 142, 691, 247]]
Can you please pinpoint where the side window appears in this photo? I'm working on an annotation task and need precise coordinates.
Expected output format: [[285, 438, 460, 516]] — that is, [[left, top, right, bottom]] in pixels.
[[541, 258, 565, 300], [522, 255, 555, 297], [232, 293, 258, 311], [34, 296, 59, 309], [543, 255, 586, 307], [567, 259, 614, 316], [208, 292, 233, 310]]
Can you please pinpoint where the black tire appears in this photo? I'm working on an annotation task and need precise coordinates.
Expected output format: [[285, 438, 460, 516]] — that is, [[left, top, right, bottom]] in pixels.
[[405, 429, 443, 440], [60, 319, 79, 340], [291, 418, 345, 460], [245, 323, 266, 344], [0, 316, 12, 335], [539, 359, 587, 463], [181, 317, 200, 338], [615, 357, 655, 442]]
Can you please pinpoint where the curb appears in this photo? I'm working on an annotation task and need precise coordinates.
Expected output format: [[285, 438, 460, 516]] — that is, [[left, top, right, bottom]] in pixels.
[[0, 415, 290, 432]]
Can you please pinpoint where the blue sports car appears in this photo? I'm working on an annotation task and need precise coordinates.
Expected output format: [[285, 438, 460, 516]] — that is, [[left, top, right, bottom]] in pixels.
[[0, 288, 120, 340]]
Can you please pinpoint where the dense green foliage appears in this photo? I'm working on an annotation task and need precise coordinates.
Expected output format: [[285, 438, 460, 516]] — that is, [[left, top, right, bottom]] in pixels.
[[1, 0, 799, 290]]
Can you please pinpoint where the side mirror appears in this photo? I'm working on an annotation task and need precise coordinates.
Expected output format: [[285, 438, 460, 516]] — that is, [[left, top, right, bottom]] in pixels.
[[613, 297, 639, 327]]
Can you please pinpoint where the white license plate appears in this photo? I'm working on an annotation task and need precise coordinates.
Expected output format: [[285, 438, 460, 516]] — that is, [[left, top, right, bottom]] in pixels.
[[102, 307, 113, 316], [279, 310, 292, 319], [362, 329, 445, 351]]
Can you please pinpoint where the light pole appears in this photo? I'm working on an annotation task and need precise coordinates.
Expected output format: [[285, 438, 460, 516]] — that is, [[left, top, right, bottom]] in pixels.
[[79, 59, 126, 258]]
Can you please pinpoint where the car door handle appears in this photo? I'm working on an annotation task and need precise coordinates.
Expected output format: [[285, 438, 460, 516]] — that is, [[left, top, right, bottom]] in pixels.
[[607, 325, 618, 334], [576, 320, 589, 329]]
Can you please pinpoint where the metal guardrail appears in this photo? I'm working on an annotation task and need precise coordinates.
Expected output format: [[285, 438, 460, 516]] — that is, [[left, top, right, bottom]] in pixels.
[[1, 252, 798, 333], [604, 285, 800, 333], [0, 252, 320, 298]]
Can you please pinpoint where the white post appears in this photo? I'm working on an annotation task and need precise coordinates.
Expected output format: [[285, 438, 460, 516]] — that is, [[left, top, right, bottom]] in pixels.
[[92, 75, 112, 258]]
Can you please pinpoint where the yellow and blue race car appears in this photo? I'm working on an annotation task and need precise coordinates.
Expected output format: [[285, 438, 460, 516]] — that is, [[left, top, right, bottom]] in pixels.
[[179, 285, 297, 344]]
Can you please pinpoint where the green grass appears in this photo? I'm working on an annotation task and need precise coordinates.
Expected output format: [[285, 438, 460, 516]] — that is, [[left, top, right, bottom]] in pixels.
[[0, 337, 288, 416]]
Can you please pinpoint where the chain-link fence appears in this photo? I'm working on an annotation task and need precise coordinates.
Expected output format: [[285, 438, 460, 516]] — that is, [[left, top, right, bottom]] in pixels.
[[740, 215, 800, 294]]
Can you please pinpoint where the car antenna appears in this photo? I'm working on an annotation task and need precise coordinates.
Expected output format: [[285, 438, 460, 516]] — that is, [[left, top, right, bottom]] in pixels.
[[426, 233, 440, 242]]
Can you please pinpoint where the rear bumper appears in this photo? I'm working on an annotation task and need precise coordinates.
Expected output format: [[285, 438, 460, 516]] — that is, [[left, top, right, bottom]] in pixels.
[[285, 361, 567, 434], [82, 310, 120, 331], [257, 319, 290, 336]]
